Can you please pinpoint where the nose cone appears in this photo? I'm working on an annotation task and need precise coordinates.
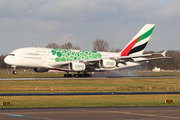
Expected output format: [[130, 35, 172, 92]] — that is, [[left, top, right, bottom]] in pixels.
[[4, 56, 9, 64], [4, 56, 13, 65]]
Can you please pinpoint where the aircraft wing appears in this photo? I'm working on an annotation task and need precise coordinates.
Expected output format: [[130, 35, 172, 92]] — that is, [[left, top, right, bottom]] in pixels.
[[110, 54, 152, 63], [81, 51, 166, 64], [45, 51, 170, 71], [132, 57, 172, 62], [110, 51, 168, 63]]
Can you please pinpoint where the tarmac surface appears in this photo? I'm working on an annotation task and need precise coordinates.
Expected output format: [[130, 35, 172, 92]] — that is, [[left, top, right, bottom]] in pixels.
[[1, 107, 180, 120], [1, 76, 180, 81]]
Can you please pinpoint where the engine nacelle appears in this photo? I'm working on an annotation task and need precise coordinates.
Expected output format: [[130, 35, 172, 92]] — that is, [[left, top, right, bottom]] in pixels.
[[34, 68, 49, 72], [69, 62, 86, 71], [99, 59, 116, 68]]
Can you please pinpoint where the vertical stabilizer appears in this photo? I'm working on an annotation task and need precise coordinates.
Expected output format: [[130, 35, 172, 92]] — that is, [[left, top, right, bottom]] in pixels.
[[120, 24, 155, 56]]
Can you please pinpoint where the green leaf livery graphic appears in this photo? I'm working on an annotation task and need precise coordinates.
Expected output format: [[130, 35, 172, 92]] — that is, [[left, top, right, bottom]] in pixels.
[[51, 49, 102, 62]]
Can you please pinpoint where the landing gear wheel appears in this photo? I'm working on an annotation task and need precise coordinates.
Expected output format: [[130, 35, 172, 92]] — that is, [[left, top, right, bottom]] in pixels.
[[68, 74, 72, 77], [72, 74, 92, 77], [73, 74, 84, 77], [64, 74, 72, 77], [73, 74, 79, 77], [12, 66, 17, 74], [88, 74, 92, 77], [84, 74, 92, 77], [79, 74, 84, 77]]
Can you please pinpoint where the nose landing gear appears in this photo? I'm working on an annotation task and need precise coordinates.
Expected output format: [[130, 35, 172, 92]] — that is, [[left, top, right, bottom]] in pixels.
[[12, 66, 17, 74], [13, 71, 17, 74]]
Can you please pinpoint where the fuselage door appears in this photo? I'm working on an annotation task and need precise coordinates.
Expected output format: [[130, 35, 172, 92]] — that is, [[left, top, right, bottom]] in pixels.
[[20, 52, 26, 61]]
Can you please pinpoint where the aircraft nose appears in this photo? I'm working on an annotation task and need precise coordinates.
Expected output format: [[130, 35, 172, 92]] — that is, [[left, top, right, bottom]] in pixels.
[[4, 56, 13, 65], [4, 56, 9, 64]]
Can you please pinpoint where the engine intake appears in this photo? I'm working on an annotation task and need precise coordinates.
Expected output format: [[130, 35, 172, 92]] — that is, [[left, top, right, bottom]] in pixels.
[[99, 59, 116, 68], [69, 62, 86, 71]]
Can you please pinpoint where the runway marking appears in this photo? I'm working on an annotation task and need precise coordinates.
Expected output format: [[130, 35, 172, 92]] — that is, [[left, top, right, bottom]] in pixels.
[[0, 111, 81, 116], [28, 116, 57, 120], [5, 114, 27, 117], [1, 109, 180, 119], [90, 111, 180, 119], [0, 113, 57, 120]]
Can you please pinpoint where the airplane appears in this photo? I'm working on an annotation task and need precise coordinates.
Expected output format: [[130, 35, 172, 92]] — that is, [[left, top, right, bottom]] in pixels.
[[4, 24, 170, 77]]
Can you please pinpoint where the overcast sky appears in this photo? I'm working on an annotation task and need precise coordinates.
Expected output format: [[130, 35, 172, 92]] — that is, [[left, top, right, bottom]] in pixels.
[[0, 0, 179, 55]]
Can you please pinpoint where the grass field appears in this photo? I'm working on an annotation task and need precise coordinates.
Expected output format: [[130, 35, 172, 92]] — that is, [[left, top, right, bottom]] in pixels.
[[1, 72, 180, 108], [0, 95, 179, 108], [0, 78, 180, 93]]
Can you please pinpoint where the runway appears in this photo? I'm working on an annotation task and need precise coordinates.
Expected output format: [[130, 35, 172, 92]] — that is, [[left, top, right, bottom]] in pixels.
[[1, 76, 180, 80], [1, 107, 180, 120], [1, 77, 180, 119], [1, 91, 180, 96]]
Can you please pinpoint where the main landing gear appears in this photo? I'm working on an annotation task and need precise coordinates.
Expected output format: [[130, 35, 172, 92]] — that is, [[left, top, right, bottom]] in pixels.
[[73, 74, 92, 77], [64, 74, 72, 77], [64, 72, 92, 77]]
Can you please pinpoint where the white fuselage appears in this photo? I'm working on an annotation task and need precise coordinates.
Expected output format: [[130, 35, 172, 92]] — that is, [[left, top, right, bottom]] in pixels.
[[5, 48, 53, 68], [4, 47, 147, 72]]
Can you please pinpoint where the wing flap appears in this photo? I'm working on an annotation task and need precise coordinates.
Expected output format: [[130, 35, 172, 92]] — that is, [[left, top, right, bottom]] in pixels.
[[113, 51, 168, 63], [133, 57, 172, 62]]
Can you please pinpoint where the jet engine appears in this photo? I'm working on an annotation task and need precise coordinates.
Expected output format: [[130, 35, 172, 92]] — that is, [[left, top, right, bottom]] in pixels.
[[99, 59, 116, 68], [69, 62, 86, 71], [34, 68, 49, 72]]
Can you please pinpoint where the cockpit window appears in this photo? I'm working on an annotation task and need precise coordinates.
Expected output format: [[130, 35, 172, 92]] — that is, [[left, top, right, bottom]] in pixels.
[[8, 54, 15, 56]]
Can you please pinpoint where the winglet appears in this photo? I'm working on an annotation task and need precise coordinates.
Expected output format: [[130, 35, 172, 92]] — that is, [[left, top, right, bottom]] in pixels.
[[161, 51, 167, 57]]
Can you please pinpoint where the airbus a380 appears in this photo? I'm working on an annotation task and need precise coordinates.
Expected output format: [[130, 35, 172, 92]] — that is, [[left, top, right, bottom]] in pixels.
[[4, 24, 170, 77]]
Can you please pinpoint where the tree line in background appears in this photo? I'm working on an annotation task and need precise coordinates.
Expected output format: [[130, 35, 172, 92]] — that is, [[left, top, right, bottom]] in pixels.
[[45, 39, 121, 52], [0, 39, 179, 70], [145, 50, 180, 70]]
